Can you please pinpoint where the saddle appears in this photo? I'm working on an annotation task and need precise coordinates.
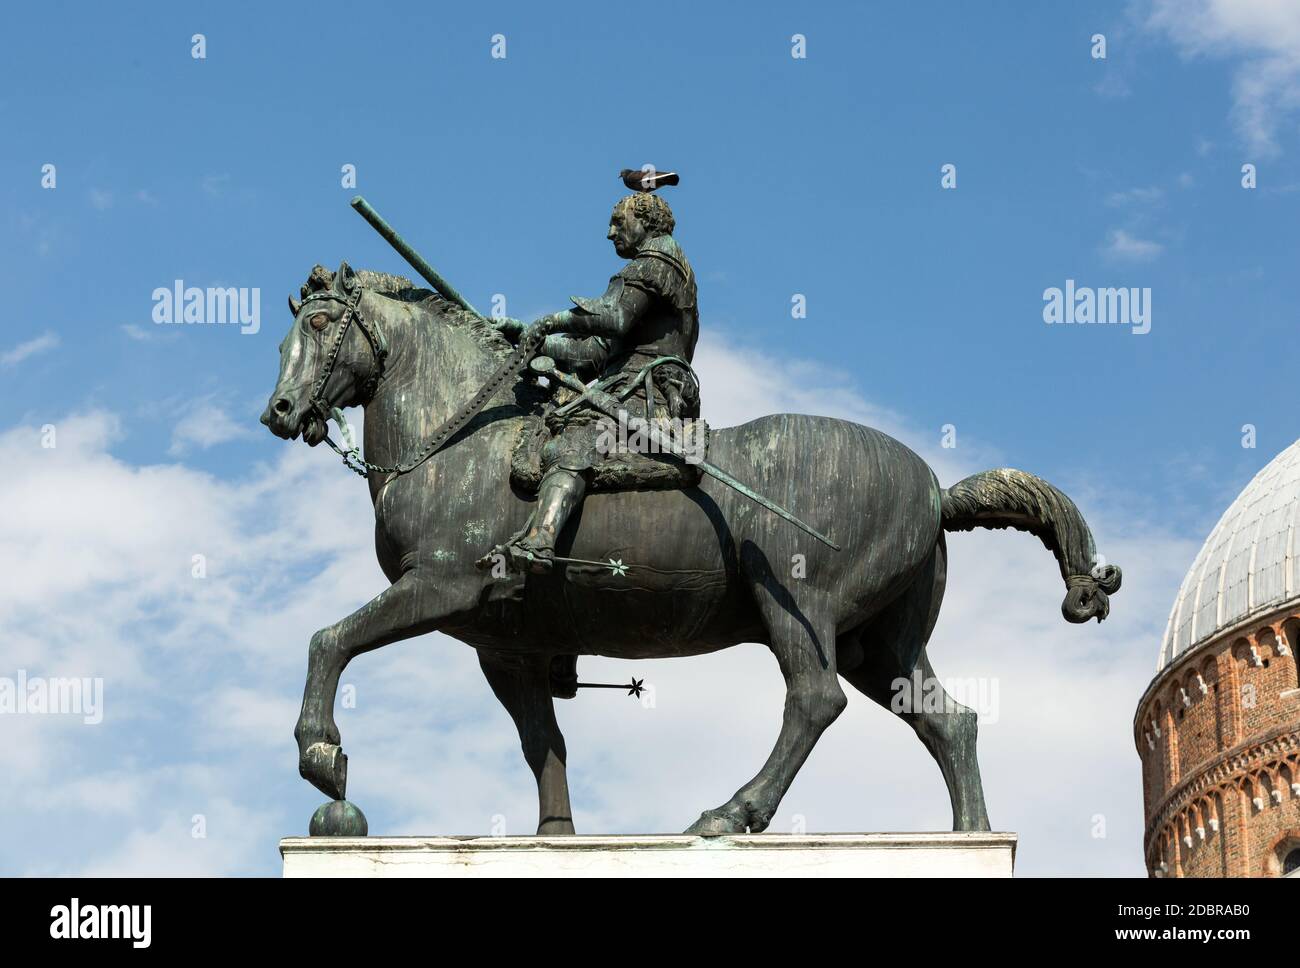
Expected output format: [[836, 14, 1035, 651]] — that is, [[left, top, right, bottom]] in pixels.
[[509, 414, 709, 493]]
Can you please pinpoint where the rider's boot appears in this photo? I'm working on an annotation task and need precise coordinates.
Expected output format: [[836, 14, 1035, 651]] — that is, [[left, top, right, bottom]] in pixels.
[[477, 467, 587, 575], [509, 468, 586, 573]]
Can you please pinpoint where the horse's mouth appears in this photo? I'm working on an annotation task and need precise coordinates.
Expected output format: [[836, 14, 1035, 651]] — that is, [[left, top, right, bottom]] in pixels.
[[301, 414, 327, 447]]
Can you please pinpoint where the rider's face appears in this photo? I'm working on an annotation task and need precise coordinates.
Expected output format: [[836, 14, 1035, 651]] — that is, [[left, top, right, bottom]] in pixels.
[[608, 206, 648, 258]]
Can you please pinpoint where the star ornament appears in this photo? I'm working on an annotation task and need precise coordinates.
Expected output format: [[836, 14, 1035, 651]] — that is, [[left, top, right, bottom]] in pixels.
[[608, 559, 628, 577], [627, 678, 645, 698]]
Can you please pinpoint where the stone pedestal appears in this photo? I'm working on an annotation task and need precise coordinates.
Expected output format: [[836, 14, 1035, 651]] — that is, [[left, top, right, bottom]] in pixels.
[[280, 832, 1016, 877]]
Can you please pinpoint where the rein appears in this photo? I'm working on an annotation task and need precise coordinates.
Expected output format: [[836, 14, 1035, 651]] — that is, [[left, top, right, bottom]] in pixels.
[[306, 286, 545, 480]]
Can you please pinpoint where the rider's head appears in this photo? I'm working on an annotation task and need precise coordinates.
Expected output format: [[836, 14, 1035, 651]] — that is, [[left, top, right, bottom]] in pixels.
[[608, 193, 674, 258]]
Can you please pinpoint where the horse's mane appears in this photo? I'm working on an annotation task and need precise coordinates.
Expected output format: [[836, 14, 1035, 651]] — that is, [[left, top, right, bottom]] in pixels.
[[300, 264, 515, 361]]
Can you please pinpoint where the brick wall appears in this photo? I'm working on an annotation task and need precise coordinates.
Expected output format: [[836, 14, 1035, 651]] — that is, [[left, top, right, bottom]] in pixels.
[[1137, 607, 1300, 877]]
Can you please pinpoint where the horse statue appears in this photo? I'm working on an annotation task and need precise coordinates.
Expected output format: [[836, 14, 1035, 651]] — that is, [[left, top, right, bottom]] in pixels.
[[260, 261, 1121, 836]]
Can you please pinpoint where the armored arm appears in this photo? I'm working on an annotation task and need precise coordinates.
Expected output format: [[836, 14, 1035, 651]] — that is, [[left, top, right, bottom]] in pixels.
[[537, 276, 652, 341], [541, 333, 611, 381]]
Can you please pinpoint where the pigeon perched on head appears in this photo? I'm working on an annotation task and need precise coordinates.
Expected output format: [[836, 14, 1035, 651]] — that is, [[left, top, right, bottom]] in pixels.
[[620, 168, 680, 192]]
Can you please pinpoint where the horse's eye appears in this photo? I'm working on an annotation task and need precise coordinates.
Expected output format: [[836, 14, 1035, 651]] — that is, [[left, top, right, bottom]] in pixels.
[[309, 313, 329, 330]]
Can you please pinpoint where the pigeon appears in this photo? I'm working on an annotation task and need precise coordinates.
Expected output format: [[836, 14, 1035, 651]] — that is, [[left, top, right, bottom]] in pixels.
[[620, 168, 680, 192]]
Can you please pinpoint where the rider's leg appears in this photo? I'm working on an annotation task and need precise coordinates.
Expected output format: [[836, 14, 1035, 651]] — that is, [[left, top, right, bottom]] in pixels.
[[512, 465, 587, 572], [485, 421, 597, 575]]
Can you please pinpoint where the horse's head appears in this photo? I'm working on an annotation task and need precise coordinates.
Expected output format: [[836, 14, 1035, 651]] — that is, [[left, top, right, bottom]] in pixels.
[[260, 261, 388, 446]]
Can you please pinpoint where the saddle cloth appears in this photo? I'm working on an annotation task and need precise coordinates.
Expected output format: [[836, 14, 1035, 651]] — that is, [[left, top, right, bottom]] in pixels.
[[509, 414, 709, 493]]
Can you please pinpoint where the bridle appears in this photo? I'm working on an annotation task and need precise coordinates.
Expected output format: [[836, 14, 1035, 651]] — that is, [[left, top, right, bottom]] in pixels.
[[303, 282, 388, 427], [296, 282, 546, 482]]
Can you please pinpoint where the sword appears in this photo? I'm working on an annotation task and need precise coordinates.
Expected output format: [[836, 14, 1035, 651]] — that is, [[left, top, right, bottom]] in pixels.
[[537, 360, 841, 551]]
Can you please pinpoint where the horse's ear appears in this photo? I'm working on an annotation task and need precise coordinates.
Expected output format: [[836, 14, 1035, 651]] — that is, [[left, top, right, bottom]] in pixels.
[[288, 295, 302, 316], [335, 261, 357, 294]]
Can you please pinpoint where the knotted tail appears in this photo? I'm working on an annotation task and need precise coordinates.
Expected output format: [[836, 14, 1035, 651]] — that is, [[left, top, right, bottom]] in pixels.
[[940, 468, 1122, 623]]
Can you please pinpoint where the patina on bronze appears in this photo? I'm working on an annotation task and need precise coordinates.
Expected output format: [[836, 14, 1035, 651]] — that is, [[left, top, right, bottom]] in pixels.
[[261, 188, 1121, 838]]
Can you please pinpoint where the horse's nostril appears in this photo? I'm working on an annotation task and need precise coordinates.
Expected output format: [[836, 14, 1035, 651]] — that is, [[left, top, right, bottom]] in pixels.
[[274, 398, 292, 415]]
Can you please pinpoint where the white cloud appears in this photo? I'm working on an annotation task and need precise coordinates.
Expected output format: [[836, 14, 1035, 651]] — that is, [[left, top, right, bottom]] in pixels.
[[1146, 0, 1300, 155], [1, 331, 59, 367], [120, 324, 152, 342], [1106, 186, 1165, 207], [168, 400, 257, 454], [1102, 228, 1165, 262], [0, 335, 1193, 876], [1094, 72, 1133, 99], [201, 173, 231, 197]]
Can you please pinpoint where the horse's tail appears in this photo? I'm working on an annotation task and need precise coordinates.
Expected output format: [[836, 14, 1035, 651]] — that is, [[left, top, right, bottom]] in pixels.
[[939, 468, 1122, 623]]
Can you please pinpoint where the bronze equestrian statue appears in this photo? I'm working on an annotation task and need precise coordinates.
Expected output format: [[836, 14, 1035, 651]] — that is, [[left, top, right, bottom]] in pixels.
[[261, 186, 1121, 837]]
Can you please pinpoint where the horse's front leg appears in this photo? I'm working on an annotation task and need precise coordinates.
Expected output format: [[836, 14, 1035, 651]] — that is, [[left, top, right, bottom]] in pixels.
[[294, 570, 443, 799]]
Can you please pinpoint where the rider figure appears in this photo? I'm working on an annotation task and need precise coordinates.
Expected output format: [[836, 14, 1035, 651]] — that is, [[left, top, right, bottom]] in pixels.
[[483, 190, 699, 574]]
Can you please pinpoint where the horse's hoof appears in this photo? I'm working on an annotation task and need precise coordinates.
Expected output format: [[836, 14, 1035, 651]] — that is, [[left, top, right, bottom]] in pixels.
[[309, 799, 368, 837], [537, 818, 576, 835], [684, 809, 745, 836], [300, 742, 348, 800]]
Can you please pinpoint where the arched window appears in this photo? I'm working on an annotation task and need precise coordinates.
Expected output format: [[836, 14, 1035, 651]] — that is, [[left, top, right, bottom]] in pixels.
[[1285, 849, 1300, 877]]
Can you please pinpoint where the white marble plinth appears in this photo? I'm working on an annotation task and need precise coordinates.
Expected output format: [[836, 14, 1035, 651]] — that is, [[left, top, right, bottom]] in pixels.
[[280, 832, 1016, 877]]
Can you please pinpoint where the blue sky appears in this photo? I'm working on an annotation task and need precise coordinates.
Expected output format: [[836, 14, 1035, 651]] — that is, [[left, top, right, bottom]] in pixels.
[[2, 1, 1299, 876], [7, 2, 1298, 517]]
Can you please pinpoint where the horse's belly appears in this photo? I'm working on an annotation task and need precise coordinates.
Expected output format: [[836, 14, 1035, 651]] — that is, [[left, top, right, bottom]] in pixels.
[[524, 488, 757, 657]]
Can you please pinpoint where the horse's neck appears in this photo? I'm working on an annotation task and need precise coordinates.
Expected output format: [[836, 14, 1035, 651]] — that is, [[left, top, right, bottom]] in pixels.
[[361, 295, 500, 469]]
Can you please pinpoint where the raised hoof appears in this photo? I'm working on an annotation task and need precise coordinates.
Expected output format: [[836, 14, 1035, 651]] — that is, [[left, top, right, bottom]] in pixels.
[[684, 809, 747, 836], [300, 741, 348, 800], [309, 799, 368, 837]]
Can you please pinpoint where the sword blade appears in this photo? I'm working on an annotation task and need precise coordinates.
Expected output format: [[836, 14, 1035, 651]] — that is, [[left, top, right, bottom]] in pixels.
[[694, 457, 841, 551]]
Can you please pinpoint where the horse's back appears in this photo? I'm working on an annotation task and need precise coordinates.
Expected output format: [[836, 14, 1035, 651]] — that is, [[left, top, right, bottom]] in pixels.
[[545, 413, 943, 655], [704, 413, 941, 553]]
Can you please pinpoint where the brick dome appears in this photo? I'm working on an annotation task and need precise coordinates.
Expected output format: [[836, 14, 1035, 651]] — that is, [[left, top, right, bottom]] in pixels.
[[1137, 442, 1300, 877]]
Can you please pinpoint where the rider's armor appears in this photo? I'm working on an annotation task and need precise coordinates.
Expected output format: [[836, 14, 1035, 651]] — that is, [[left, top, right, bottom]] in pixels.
[[486, 230, 699, 578], [541, 233, 700, 475]]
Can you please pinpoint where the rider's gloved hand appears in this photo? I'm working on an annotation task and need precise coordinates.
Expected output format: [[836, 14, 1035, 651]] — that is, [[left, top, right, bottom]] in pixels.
[[523, 315, 561, 344], [491, 316, 525, 342]]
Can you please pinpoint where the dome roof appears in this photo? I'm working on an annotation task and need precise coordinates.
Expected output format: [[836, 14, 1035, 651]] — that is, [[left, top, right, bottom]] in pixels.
[[1159, 439, 1300, 672]]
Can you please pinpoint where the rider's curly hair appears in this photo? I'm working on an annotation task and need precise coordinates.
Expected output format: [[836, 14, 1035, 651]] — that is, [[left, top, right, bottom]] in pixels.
[[615, 192, 675, 237]]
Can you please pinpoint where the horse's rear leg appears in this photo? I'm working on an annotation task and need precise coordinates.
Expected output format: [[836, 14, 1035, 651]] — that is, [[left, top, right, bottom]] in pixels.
[[839, 539, 992, 831], [295, 570, 443, 799], [686, 568, 846, 835], [478, 651, 575, 835]]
